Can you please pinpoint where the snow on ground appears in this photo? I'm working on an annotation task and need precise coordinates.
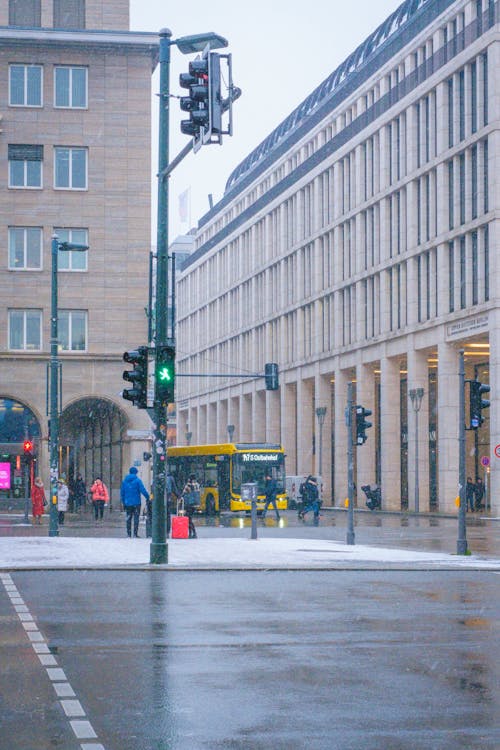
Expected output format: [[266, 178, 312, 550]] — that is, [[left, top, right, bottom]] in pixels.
[[0, 536, 498, 569]]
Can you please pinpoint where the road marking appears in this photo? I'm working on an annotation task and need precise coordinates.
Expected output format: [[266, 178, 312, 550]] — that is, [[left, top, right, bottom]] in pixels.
[[1, 573, 107, 750]]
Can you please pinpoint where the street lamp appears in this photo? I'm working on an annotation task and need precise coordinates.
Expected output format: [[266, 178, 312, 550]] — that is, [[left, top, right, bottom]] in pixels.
[[49, 234, 88, 537], [409, 387, 424, 514], [315, 407, 327, 478], [150, 28, 228, 564], [227, 424, 235, 443]]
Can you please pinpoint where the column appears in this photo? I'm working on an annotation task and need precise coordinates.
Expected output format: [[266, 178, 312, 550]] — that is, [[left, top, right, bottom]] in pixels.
[[355, 361, 376, 493], [437, 340, 459, 513], [208, 402, 217, 444], [297, 377, 314, 476], [407, 345, 430, 512], [240, 393, 252, 442], [380, 355, 401, 510], [333, 367, 349, 506], [281, 382, 297, 474], [266, 389, 281, 443], [315, 372, 333, 504], [216, 399, 228, 444], [487, 309, 499, 515], [253, 389, 266, 442]]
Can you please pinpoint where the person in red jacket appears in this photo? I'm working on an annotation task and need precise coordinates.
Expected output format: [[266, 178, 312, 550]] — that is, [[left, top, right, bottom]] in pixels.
[[31, 476, 46, 524], [90, 477, 109, 523]]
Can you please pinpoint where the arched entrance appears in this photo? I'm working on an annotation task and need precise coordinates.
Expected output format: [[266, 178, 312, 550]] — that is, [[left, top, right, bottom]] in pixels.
[[0, 398, 42, 503], [60, 398, 129, 511]]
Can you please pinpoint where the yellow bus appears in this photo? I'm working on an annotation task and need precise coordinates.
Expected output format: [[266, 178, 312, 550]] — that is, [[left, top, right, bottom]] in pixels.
[[167, 443, 287, 515]]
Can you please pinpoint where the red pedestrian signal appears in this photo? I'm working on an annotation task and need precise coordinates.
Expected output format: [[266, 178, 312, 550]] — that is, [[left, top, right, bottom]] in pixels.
[[23, 439, 33, 454]]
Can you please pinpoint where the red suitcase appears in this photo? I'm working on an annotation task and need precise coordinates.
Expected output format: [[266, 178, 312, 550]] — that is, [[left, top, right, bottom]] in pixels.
[[171, 515, 189, 539]]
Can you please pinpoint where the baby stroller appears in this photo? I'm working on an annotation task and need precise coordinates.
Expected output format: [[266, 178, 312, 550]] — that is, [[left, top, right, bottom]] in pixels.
[[361, 484, 381, 510]]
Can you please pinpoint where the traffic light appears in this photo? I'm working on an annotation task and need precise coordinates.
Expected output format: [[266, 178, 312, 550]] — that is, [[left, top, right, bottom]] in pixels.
[[155, 345, 175, 405], [122, 347, 148, 409], [179, 51, 222, 148], [23, 439, 33, 455], [355, 405, 372, 445], [265, 363, 279, 390], [469, 379, 490, 429]]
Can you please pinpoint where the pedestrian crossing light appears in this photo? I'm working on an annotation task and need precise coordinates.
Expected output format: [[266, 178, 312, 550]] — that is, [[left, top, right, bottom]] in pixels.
[[265, 362, 279, 390], [355, 405, 372, 445], [469, 379, 490, 429], [156, 345, 175, 405], [23, 439, 33, 455]]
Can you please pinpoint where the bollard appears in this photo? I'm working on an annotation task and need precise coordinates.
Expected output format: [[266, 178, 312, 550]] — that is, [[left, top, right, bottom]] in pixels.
[[251, 496, 257, 539], [242, 482, 258, 540]]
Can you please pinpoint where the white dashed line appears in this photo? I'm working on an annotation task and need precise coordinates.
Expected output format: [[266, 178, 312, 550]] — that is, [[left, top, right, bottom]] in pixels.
[[1, 574, 106, 750]]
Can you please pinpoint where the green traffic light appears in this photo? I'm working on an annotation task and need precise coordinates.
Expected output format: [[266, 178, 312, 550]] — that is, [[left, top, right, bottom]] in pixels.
[[157, 366, 172, 382]]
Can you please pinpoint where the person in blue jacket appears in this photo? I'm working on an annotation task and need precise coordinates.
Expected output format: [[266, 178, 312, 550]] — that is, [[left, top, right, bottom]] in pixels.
[[120, 466, 149, 538]]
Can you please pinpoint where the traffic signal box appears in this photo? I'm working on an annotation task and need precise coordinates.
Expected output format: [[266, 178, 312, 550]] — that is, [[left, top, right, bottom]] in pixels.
[[180, 51, 223, 150], [468, 379, 490, 429], [23, 439, 34, 456], [264, 363, 279, 390], [122, 347, 148, 409], [355, 405, 373, 445], [155, 345, 175, 405]]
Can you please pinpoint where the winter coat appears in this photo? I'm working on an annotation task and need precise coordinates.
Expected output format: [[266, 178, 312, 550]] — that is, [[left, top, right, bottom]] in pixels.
[[31, 483, 46, 517], [264, 477, 277, 501], [90, 480, 109, 503], [120, 473, 149, 507], [57, 482, 69, 511]]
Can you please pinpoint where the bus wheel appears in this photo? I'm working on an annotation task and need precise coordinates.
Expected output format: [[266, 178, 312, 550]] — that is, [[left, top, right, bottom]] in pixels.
[[205, 495, 216, 516]]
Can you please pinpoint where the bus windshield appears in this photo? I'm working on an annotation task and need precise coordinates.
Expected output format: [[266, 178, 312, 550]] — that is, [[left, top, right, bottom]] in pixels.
[[232, 452, 285, 495]]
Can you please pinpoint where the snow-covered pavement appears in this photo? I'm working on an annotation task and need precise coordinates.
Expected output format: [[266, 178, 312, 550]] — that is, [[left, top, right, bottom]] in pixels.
[[0, 536, 499, 570]]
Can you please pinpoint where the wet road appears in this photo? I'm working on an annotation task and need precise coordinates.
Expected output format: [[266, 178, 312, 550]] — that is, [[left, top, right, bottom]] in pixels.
[[1, 569, 499, 749]]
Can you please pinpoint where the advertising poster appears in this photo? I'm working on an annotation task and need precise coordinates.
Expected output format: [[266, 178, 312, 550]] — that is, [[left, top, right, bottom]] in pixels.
[[0, 462, 11, 490]]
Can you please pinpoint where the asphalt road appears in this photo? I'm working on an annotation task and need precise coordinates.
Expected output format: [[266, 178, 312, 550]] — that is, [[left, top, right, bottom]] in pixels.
[[1, 569, 499, 750]]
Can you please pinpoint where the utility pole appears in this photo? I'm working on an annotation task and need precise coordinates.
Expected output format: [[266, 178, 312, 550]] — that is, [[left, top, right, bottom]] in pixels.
[[457, 349, 468, 555]]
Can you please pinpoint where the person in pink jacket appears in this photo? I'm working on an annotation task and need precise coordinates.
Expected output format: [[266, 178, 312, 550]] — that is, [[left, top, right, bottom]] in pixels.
[[90, 477, 109, 523]]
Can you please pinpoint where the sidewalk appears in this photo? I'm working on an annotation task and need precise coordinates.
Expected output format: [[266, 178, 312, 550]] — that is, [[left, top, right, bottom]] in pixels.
[[0, 535, 499, 571]]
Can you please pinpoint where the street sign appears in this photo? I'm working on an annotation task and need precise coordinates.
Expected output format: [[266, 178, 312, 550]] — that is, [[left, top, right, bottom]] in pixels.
[[481, 456, 490, 467], [494, 445, 500, 459]]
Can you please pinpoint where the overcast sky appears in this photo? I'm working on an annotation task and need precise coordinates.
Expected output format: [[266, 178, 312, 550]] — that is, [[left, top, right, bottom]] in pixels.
[[130, 0, 403, 244]]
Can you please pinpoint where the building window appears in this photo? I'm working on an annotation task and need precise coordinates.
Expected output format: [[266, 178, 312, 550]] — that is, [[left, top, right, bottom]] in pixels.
[[8, 144, 43, 188], [54, 147, 87, 189], [460, 235, 466, 309], [9, 0, 41, 26], [53, 0, 85, 29], [54, 228, 88, 270], [54, 66, 87, 108], [8, 309, 41, 350], [8, 227, 42, 269], [448, 241, 454, 313], [9, 64, 42, 106], [472, 231, 478, 306], [59, 310, 87, 351]]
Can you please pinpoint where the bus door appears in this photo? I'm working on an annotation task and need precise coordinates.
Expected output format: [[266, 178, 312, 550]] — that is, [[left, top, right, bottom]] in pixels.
[[216, 456, 230, 510]]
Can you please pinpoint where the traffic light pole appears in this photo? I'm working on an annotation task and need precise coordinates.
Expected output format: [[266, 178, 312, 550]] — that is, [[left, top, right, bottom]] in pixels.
[[346, 382, 355, 545], [49, 235, 60, 537], [457, 349, 468, 555], [150, 29, 172, 565]]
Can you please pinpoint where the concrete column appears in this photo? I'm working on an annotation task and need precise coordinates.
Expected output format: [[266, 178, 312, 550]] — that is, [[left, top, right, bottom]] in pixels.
[[436, 242, 449, 318], [297, 377, 314, 476], [207, 402, 217, 443], [407, 345, 430, 512], [355, 361, 376, 492], [217, 399, 228, 444], [380, 355, 401, 509], [333, 367, 349, 506], [266, 390, 281, 443], [240, 393, 252, 442], [437, 340, 459, 513], [315, 373, 333, 503], [198, 404, 207, 444], [281, 382, 297, 474], [229, 396, 240, 443], [253, 389, 266, 442]]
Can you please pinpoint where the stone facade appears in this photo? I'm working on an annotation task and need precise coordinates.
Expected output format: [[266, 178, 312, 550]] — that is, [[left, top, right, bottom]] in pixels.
[[176, 0, 499, 514]]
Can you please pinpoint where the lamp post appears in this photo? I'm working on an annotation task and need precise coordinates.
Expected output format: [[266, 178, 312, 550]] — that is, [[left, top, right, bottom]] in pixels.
[[409, 387, 424, 514], [315, 407, 327, 479], [150, 28, 228, 564], [227, 424, 235, 443], [49, 234, 88, 537]]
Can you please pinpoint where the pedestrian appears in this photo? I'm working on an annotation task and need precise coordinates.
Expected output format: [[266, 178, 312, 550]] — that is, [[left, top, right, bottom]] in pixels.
[[120, 466, 149, 538], [90, 477, 109, 523], [182, 474, 200, 538], [298, 475, 320, 524], [466, 476, 475, 512], [73, 473, 87, 512], [166, 470, 179, 535], [31, 476, 46, 524], [262, 471, 280, 521], [57, 478, 69, 525], [474, 477, 485, 511]]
